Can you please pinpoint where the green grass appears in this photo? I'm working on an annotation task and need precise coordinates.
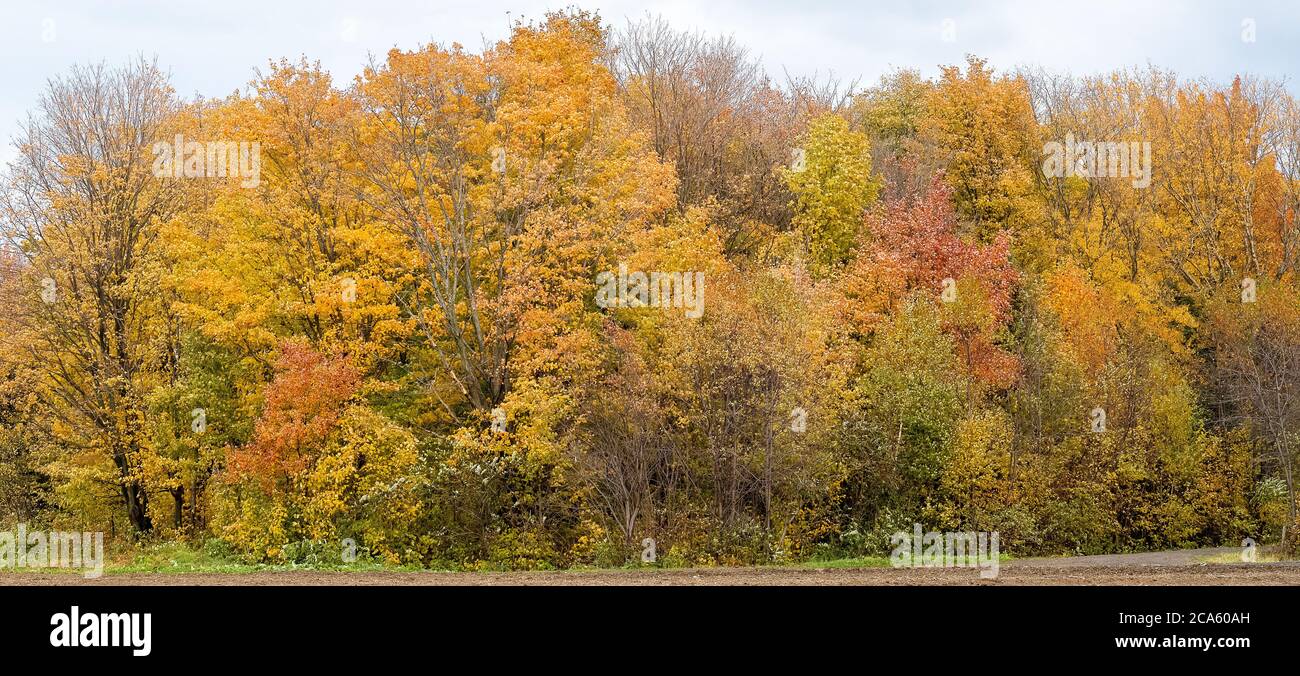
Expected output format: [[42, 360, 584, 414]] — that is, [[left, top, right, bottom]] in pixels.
[[797, 552, 1011, 569], [0, 540, 1025, 576], [106, 541, 425, 575], [1195, 549, 1290, 565]]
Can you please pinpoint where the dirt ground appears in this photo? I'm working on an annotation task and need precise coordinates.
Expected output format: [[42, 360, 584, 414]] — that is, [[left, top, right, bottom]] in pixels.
[[4, 547, 1299, 586]]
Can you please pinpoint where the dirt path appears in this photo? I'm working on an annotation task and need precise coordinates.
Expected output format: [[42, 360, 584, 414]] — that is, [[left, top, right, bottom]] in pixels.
[[4, 548, 1299, 586], [1009, 546, 1243, 568]]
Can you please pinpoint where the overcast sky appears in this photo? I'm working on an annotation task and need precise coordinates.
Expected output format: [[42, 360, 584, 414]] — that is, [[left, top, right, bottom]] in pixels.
[[1, 0, 1296, 166]]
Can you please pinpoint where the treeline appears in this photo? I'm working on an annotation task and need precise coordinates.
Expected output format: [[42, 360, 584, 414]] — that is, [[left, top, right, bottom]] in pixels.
[[1, 10, 1298, 568]]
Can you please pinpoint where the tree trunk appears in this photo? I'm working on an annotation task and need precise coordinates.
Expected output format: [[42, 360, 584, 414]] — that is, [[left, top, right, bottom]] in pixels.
[[171, 486, 185, 530], [123, 480, 153, 535]]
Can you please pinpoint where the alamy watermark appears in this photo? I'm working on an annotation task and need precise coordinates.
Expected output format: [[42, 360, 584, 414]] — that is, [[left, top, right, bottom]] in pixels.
[[595, 262, 705, 319], [1, 523, 104, 579], [50, 606, 151, 656], [152, 135, 261, 188], [1042, 133, 1151, 188], [890, 523, 1000, 579]]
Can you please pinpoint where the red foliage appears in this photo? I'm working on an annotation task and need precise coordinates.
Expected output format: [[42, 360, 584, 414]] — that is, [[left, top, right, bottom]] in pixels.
[[845, 175, 1021, 391], [228, 342, 361, 483], [866, 175, 1018, 323]]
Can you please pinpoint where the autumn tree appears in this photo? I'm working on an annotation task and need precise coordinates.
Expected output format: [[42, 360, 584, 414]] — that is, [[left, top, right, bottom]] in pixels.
[[783, 112, 879, 274], [921, 57, 1039, 244], [857, 178, 1020, 399], [2, 17, 1296, 565], [354, 10, 673, 420], [0, 59, 187, 534], [851, 69, 937, 201]]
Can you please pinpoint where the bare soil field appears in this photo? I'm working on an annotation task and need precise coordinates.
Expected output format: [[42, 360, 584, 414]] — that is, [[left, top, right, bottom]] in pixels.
[[4, 548, 1299, 586]]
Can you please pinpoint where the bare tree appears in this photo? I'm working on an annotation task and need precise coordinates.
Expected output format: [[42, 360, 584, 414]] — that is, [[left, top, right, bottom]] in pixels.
[[613, 15, 801, 253], [1213, 303, 1300, 547], [577, 374, 679, 548]]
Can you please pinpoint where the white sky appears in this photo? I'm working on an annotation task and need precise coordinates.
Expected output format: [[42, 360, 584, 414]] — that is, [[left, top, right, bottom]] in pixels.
[[1, 0, 1296, 166]]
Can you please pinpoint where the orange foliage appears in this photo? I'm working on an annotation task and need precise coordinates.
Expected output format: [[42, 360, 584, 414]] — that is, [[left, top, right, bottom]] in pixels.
[[228, 343, 361, 483]]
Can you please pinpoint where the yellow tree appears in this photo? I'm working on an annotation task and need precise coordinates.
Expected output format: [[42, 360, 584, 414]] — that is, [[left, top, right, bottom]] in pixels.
[[166, 60, 411, 369], [0, 60, 187, 533], [1146, 75, 1289, 296], [352, 10, 674, 419], [782, 112, 879, 275], [921, 57, 1039, 244], [153, 62, 414, 530]]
